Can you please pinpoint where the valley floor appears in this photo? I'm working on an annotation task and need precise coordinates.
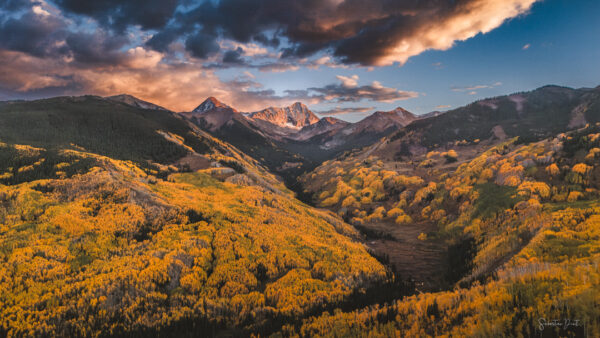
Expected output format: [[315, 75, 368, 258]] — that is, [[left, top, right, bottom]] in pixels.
[[362, 221, 446, 292]]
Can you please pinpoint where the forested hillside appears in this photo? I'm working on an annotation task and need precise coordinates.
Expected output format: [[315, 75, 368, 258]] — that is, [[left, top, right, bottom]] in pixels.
[[294, 123, 600, 336], [0, 96, 401, 336]]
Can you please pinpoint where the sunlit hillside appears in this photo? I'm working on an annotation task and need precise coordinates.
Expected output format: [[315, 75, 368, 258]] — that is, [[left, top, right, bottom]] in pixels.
[[0, 97, 398, 336], [294, 124, 600, 337], [0, 145, 389, 336]]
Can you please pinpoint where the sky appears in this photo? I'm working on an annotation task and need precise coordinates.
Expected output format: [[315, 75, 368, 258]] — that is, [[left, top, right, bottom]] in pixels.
[[0, 0, 598, 122]]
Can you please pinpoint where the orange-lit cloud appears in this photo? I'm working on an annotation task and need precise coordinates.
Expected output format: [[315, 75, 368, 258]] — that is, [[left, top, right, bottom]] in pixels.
[[0, 0, 539, 109], [0, 49, 298, 111], [368, 0, 538, 66]]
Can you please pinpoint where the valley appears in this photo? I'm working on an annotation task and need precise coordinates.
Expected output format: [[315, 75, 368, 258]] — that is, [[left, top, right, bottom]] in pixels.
[[1, 84, 600, 336], [2, 0, 599, 336], [362, 220, 446, 292]]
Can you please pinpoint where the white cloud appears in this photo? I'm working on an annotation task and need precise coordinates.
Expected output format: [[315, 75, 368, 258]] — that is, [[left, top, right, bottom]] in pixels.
[[336, 75, 359, 88]]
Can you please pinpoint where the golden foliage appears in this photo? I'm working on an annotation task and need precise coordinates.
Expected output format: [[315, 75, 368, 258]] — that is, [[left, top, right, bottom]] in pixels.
[[0, 153, 387, 336]]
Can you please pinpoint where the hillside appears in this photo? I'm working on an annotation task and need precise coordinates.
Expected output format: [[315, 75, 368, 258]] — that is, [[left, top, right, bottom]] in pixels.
[[0, 148, 388, 336], [300, 85, 600, 289], [385, 85, 600, 158], [288, 123, 600, 336], [0, 95, 289, 191], [0, 96, 393, 336]]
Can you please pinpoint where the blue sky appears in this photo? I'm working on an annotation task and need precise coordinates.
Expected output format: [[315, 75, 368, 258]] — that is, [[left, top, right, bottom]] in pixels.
[[0, 0, 598, 121], [216, 0, 600, 120]]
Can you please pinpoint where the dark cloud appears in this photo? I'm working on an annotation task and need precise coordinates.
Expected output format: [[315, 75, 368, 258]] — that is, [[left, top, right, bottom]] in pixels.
[[145, 25, 184, 52], [222, 47, 245, 64], [0, 0, 535, 111], [166, 0, 537, 65], [0, 10, 66, 57], [0, 0, 38, 11], [54, 0, 179, 32], [185, 31, 220, 59], [1, 0, 536, 66], [252, 33, 280, 48], [66, 31, 129, 66]]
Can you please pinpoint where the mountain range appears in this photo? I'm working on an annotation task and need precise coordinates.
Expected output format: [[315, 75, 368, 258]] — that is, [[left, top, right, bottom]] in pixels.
[[179, 97, 423, 186]]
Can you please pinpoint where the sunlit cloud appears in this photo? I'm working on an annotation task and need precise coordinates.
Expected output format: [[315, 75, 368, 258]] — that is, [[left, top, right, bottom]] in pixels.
[[0, 0, 538, 110], [336, 75, 359, 88]]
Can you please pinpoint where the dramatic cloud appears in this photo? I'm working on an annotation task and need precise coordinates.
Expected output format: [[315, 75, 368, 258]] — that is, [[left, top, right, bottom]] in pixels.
[[316, 106, 375, 116], [333, 0, 537, 65], [522, 43, 531, 50], [53, 0, 179, 32], [25, 0, 537, 67], [0, 9, 66, 57], [0, 0, 538, 110], [436, 105, 451, 109]]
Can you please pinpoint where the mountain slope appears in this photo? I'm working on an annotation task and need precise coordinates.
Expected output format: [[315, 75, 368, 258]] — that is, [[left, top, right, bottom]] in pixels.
[[107, 94, 169, 111], [300, 84, 600, 290], [387, 85, 600, 154], [0, 148, 387, 336], [0, 95, 284, 191], [0, 95, 390, 336], [305, 107, 419, 153], [289, 124, 600, 337]]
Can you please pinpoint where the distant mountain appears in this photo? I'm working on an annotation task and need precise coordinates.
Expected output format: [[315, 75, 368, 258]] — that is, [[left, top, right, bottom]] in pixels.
[[107, 94, 168, 111], [181, 97, 312, 185], [249, 102, 319, 129], [291, 117, 350, 141], [353, 85, 600, 162], [181, 97, 243, 132], [309, 107, 419, 151], [192, 96, 237, 114], [350, 107, 418, 135], [180, 98, 424, 185]]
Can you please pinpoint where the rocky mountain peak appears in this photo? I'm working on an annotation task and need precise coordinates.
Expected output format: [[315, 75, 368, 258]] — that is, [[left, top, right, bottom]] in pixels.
[[250, 102, 319, 129], [193, 97, 236, 113]]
